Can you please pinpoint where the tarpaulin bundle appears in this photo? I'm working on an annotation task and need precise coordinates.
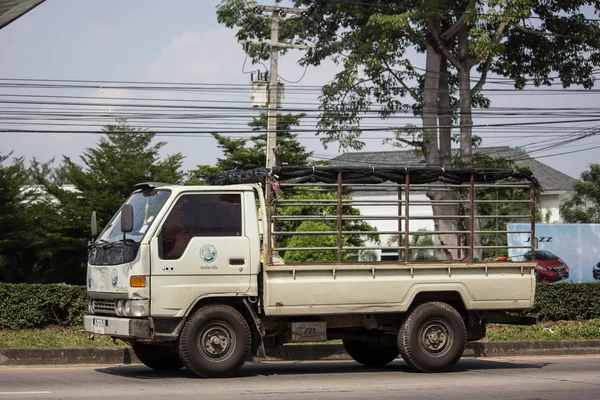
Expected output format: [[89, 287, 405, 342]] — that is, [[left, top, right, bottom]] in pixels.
[[207, 165, 541, 188], [206, 168, 271, 185]]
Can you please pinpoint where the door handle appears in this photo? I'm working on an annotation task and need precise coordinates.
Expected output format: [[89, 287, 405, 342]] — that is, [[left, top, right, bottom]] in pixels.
[[229, 258, 246, 266]]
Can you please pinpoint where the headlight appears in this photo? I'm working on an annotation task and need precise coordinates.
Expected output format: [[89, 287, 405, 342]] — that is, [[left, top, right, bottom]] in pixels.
[[127, 300, 149, 317], [116, 299, 126, 316], [537, 266, 551, 271], [114, 299, 149, 317]]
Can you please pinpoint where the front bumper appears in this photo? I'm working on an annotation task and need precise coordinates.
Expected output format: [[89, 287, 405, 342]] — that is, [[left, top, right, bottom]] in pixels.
[[83, 315, 151, 339]]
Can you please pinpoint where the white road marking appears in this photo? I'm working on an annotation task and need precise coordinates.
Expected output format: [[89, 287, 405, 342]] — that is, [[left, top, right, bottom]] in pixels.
[[0, 392, 51, 395]]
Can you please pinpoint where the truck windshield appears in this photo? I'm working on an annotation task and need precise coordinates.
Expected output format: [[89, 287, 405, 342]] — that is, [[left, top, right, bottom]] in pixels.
[[97, 189, 170, 244]]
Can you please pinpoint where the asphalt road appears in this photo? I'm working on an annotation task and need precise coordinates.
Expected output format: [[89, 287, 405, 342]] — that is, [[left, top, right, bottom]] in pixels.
[[1, 356, 599, 399]]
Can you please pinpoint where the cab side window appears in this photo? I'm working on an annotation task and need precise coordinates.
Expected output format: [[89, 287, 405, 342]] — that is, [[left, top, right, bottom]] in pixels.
[[160, 193, 242, 260]]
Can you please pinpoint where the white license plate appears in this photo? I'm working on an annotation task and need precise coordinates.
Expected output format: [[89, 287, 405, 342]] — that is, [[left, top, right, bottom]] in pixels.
[[93, 318, 107, 334]]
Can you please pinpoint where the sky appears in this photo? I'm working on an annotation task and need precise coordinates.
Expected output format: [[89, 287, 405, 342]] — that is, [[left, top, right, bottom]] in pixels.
[[1, 0, 599, 179]]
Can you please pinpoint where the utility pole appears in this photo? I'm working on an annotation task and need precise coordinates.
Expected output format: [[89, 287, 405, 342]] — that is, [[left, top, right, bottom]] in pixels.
[[243, 3, 312, 169], [266, 6, 280, 170]]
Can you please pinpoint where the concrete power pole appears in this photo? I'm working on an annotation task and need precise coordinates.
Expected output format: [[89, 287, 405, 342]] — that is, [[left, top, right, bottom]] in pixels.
[[243, 4, 312, 169], [266, 7, 280, 170]]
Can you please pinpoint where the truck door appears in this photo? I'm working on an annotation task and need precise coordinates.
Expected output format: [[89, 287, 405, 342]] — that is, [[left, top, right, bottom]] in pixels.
[[149, 192, 251, 317]]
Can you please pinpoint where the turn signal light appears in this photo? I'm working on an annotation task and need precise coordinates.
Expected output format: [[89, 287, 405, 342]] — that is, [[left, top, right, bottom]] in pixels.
[[130, 275, 147, 287]]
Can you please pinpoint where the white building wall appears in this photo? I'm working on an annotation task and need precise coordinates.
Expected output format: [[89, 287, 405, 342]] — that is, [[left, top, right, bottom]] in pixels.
[[538, 192, 571, 223], [354, 193, 435, 252]]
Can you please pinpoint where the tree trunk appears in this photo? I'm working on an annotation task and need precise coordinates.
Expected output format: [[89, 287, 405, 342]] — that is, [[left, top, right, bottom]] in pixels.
[[421, 42, 441, 166], [422, 42, 458, 260], [438, 57, 453, 167], [435, 56, 460, 259], [457, 26, 473, 168], [457, 26, 481, 260]]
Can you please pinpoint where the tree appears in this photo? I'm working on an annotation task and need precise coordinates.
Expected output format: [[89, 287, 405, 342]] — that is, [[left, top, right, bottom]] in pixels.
[[34, 120, 184, 284], [0, 153, 40, 282], [560, 164, 600, 223], [278, 189, 379, 263], [189, 112, 312, 182], [217, 0, 600, 260], [472, 153, 540, 259], [386, 228, 436, 261]]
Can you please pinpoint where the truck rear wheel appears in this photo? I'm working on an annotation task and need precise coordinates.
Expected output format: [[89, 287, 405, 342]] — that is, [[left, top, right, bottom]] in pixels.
[[178, 304, 251, 378], [398, 302, 466, 372], [343, 339, 400, 366], [131, 342, 183, 371]]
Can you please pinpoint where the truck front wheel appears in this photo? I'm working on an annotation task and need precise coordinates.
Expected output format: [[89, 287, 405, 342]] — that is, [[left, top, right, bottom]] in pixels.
[[131, 342, 183, 371], [178, 304, 251, 378], [398, 302, 466, 372], [343, 339, 400, 366]]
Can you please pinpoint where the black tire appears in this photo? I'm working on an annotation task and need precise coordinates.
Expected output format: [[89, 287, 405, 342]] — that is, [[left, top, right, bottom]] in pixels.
[[398, 302, 466, 373], [343, 339, 400, 366], [131, 342, 183, 371], [178, 304, 251, 378]]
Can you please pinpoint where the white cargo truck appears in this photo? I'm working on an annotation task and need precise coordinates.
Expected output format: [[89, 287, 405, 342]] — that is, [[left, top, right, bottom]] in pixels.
[[83, 166, 539, 377]]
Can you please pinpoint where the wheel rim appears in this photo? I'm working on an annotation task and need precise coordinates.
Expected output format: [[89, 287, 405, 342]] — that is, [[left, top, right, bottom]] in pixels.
[[418, 318, 453, 357], [198, 322, 236, 360]]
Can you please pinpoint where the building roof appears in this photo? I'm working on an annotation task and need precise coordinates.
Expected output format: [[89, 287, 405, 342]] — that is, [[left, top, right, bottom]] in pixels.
[[332, 146, 575, 192], [0, 0, 44, 29]]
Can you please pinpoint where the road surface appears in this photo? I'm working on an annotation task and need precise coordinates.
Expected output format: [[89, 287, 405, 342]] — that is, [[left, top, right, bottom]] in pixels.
[[1, 356, 599, 399]]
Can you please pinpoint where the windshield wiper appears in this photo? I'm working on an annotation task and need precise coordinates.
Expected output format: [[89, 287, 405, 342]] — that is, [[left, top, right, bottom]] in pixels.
[[100, 238, 138, 249], [88, 239, 109, 249]]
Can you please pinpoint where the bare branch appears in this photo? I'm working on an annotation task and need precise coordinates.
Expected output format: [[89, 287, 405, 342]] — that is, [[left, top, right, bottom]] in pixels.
[[514, 24, 569, 38], [494, 21, 509, 43], [467, 20, 507, 73], [392, 135, 423, 148], [430, 29, 463, 71], [441, 0, 477, 41], [471, 54, 492, 96], [381, 59, 419, 99]]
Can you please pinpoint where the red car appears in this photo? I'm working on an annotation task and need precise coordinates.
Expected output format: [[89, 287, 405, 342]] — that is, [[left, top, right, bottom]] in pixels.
[[524, 250, 569, 283]]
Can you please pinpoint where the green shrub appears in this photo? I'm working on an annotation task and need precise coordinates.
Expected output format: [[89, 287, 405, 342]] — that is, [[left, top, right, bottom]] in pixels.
[[532, 282, 600, 321], [0, 283, 87, 329], [1, 282, 600, 330]]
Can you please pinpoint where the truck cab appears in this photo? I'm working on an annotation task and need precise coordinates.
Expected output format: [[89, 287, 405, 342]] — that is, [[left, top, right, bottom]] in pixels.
[[84, 182, 263, 373]]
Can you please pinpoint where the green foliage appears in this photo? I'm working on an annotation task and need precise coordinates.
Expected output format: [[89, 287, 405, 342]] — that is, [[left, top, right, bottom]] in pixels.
[[486, 319, 600, 341], [0, 153, 42, 282], [218, 0, 600, 159], [2, 120, 185, 284], [532, 282, 600, 321], [473, 153, 536, 258], [0, 283, 87, 329], [560, 164, 600, 223], [279, 189, 379, 263], [2, 281, 600, 330], [49, 119, 185, 230], [189, 113, 312, 182], [283, 221, 348, 263], [386, 228, 436, 261], [0, 326, 126, 348]]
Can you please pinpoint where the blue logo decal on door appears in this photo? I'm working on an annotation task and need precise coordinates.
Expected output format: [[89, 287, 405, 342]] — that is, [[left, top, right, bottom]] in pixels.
[[111, 269, 118, 288], [200, 244, 218, 263]]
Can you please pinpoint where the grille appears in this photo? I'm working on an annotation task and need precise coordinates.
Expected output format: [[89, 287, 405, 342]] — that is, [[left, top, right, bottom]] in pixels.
[[92, 299, 116, 315]]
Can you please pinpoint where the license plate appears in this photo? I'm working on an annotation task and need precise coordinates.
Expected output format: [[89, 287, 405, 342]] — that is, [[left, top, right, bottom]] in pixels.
[[93, 318, 107, 334]]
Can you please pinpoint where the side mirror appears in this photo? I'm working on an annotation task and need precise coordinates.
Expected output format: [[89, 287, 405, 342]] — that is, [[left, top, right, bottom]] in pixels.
[[121, 204, 134, 233], [91, 211, 98, 238]]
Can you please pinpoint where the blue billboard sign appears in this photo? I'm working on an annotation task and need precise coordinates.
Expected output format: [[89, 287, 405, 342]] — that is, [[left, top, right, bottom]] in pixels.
[[507, 224, 600, 283]]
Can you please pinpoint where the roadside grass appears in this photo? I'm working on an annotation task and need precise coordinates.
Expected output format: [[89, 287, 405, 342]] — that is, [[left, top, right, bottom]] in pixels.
[[484, 319, 600, 341], [1, 320, 600, 348], [0, 326, 127, 348]]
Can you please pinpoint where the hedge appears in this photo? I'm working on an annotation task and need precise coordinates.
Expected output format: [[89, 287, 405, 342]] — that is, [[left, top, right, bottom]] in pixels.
[[531, 282, 600, 321], [0, 283, 87, 329], [1, 282, 600, 330]]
